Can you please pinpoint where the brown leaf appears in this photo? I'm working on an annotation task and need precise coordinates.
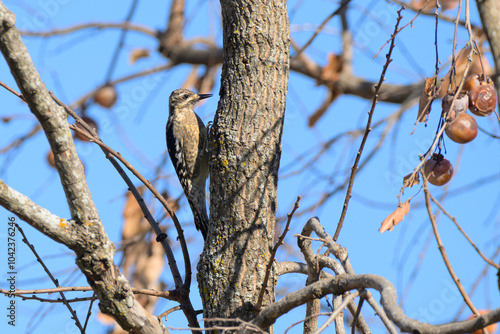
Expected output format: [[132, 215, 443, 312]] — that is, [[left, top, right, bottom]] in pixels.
[[411, 0, 458, 11], [403, 172, 420, 189], [440, 45, 492, 97], [180, 65, 200, 90], [129, 48, 150, 65], [195, 66, 217, 93], [379, 199, 411, 233], [122, 190, 149, 240], [308, 87, 340, 127], [320, 53, 343, 83], [417, 77, 435, 123]]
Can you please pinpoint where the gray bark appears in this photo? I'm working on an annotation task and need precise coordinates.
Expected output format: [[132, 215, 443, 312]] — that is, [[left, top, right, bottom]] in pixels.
[[0, 3, 165, 332], [197, 0, 290, 330]]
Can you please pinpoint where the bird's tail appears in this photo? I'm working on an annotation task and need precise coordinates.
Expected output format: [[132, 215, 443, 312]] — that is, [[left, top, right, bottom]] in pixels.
[[187, 188, 208, 240]]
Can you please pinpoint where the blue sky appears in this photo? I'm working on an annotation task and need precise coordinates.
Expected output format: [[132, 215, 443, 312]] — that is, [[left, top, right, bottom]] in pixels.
[[0, 1, 499, 333]]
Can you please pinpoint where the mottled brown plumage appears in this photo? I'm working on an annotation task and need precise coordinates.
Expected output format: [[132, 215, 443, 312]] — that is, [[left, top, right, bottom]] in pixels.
[[166, 89, 211, 239]]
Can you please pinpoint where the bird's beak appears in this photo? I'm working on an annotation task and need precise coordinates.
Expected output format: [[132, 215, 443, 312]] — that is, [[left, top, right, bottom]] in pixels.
[[197, 94, 213, 100]]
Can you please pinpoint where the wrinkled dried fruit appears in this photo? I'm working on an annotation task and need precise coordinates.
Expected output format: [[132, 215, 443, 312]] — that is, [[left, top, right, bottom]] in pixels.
[[463, 74, 493, 92], [445, 113, 477, 144], [423, 154, 453, 186], [469, 84, 497, 116], [74, 116, 98, 142], [95, 85, 117, 108], [442, 92, 468, 121]]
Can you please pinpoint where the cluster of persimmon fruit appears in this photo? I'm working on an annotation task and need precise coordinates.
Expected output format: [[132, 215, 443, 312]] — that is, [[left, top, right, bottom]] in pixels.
[[422, 74, 497, 186]]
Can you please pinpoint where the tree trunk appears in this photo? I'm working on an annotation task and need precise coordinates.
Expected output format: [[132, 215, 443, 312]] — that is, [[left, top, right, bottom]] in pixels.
[[197, 0, 289, 330]]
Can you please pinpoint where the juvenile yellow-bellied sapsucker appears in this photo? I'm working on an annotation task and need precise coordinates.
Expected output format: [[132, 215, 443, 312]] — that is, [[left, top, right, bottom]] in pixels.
[[166, 89, 211, 239]]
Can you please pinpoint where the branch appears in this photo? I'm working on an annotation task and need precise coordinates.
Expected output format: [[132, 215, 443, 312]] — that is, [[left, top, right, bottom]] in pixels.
[[299, 218, 387, 334], [256, 196, 300, 311], [314, 290, 359, 334], [293, 0, 352, 58], [429, 193, 500, 270], [1, 286, 178, 299], [0, 4, 164, 333], [17, 224, 84, 333], [19, 22, 157, 37], [422, 175, 479, 316], [104, 0, 141, 82], [0, 180, 76, 246], [54, 97, 200, 328], [15, 19, 425, 106], [252, 273, 500, 333], [333, 6, 404, 241]]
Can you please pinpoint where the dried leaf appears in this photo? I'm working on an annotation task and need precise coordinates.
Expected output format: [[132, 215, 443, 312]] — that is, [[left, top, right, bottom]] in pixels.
[[195, 66, 217, 93], [136, 241, 165, 288], [417, 77, 435, 122], [320, 53, 343, 83], [122, 191, 149, 240], [411, 0, 458, 11], [379, 199, 411, 233], [180, 65, 200, 90], [308, 87, 340, 127], [440, 45, 492, 97], [129, 48, 150, 65], [403, 172, 420, 189]]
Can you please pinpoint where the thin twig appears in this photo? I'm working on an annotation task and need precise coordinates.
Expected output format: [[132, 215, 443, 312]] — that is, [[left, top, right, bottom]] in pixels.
[[158, 305, 182, 320], [15, 224, 84, 333], [51, 94, 186, 286], [285, 313, 332, 334], [19, 22, 156, 38], [50, 93, 201, 327], [429, 193, 500, 269], [454, 246, 500, 320], [0, 286, 177, 298], [362, 289, 398, 334], [9, 294, 96, 303], [256, 196, 301, 311], [293, 0, 352, 58], [422, 174, 480, 316], [82, 292, 96, 332], [0, 124, 42, 154], [67, 123, 185, 289], [314, 291, 359, 334], [391, 0, 480, 31], [70, 63, 172, 109], [351, 296, 364, 334], [105, 0, 139, 83], [0, 79, 24, 99], [333, 7, 404, 241]]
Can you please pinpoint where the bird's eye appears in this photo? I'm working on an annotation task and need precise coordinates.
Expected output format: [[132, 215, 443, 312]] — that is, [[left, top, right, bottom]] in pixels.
[[183, 94, 189, 99]]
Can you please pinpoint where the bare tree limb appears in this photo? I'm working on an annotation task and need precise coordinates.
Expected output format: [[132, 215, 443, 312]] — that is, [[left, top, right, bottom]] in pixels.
[[0, 4, 165, 333], [429, 193, 500, 270], [16, 224, 84, 333], [256, 196, 301, 311], [334, 6, 404, 242], [1, 286, 178, 299], [19, 22, 157, 37], [252, 272, 500, 333], [15, 21, 425, 106], [422, 175, 479, 316]]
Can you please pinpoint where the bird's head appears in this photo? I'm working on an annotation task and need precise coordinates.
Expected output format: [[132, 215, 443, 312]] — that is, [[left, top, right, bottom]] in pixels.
[[168, 89, 212, 116]]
